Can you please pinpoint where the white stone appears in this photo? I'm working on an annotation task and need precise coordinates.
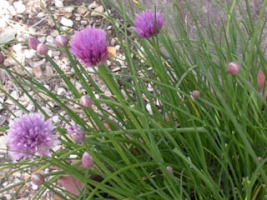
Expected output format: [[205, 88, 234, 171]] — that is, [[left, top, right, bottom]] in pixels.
[[46, 35, 54, 44], [30, 59, 46, 68], [24, 49, 36, 59], [52, 51, 60, 57], [146, 103, 153, 115], [37, 12, 45, 18], [75, 16, 81, 21], [24, 67, 33, 74], [8, 5, 16, 16], [52, 115, 60, 123], [41, 106, 53, 116], [80, 20, 88, 25], [38, 36, 46, 43], [77, 6, 87, 15], [55, 0, 64, 8], [10, 91, 20, 100], [44, 85, 50, 90], [13, 1, 26, 14], [18, 96, 29, 107], [48, 50, 53, 57], [57, 87, 66, 96], [47, 101, 54, 107], [110, 38, 116, 46], [91, 6, 104, 16], [27, 104, 35, 112], [14, 110, 23, 118], [88, 1, 98, 9], [115, 45, 120, 50], [60, 17, 73, 27], [65, 6, 75, 13], [12, 44, 22, 53]]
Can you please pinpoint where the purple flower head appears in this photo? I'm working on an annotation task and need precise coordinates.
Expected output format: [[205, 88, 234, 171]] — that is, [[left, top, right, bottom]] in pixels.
[[6, 113, 58, 161], [70, 26, 108, 68], [67, 125, 85, 144], [131, 10, 163, 38]]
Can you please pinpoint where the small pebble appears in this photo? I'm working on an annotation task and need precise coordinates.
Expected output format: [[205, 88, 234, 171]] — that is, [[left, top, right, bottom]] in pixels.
[[13, 1, 26, 14], [57, 87, 66, 96], [60, 17, 73, 27], [91, 6, 104, 16], [46, 35, 54, 44], [88, 1, 98, 9], [10, 91, 20, 100], [55, 0, 64, 8]]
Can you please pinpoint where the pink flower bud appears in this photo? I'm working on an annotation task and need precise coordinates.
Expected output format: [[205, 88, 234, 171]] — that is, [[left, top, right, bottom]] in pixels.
[[28, 37, 40, 50], [257, 69, 266, 94], [67, 125, 85, 143], [31, 173, 45, 186], [79, 95, 92, 108], [0, 52, 5, 65], [55, 35, 69, 48], [191, 90, 200, 99], [258, 157, 263, 163], [37, 43, 48, 55], [166, 166, 173, 174], [82, 152, 94, 169], [227, 62, 240, 75]]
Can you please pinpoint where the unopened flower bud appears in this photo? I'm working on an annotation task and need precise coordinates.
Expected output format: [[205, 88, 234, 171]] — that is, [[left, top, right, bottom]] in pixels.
[[227, 62, 240, 75], [258, 157, 263, 163], [67, 125, 85, 143], [191, 90, 200, 99], [28, 37, 40, 50], [31, 173, 44, 186], [55, 35, 69, 48], [82, 152, 94, 169], [166, 166, 173, 174], [0, 52, 5, 65], [79, 95, 92, 108], [37, 43, 48, 55]]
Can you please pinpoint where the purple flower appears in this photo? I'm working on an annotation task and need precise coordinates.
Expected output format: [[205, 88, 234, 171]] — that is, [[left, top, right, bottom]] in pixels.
[[70, 26, 108, 68], [131, 10, 163, 38], [6, 113, 58, 160], [67, 125, 85, 144]]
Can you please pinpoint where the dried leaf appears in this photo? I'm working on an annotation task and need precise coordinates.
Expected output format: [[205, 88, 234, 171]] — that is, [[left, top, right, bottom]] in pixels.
[[107, 46, 116, 57], [0, 29, 17, 45], [60, 175, 84, 196]]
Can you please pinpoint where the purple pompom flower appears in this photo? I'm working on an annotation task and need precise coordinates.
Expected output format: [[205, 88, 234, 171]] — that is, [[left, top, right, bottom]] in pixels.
[[131, 10, 163, 38], [67, 125, 85, 144], [70, 26, 108, 68], [6, 113, 58, 161]]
